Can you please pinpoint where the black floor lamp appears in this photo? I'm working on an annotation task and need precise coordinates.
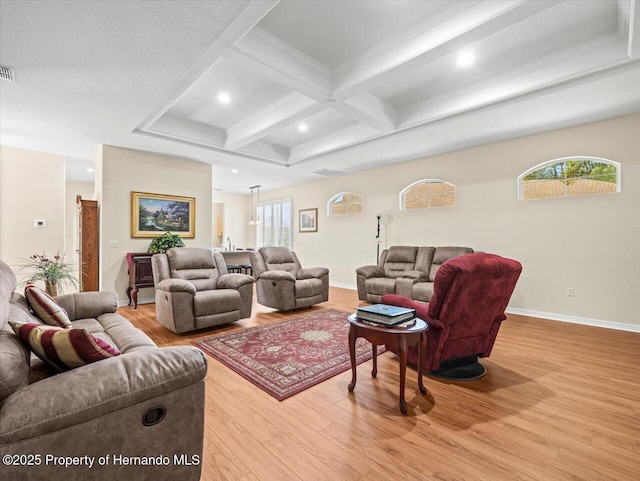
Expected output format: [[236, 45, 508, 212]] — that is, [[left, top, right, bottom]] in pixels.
[[376, 215, 381, 264]]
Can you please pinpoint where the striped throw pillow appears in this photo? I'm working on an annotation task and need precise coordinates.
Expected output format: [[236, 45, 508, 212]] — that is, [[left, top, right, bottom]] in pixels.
[[9, 322, 121, 372], [24, 284, 72, 328]]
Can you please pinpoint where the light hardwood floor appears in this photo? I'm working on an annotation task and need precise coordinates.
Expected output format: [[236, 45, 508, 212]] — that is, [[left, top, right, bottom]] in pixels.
[[119, 287, 640, 481]]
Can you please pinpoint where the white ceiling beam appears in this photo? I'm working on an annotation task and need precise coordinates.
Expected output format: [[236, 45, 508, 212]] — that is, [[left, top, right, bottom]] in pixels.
[[398, 34, 629, 128], [288, 124, 381, 163], [225, 92, 323, 150], [237, 140, 290, 164], [136, 0, 279, 132], [620, 0, 640, 58], [227, 27, 331, 101], [331, 0, 560, 99], [330, 93, 396, 132], [229, 27, 399, 133], [148, 115, 227, 146], [137, 116, 289, 166]]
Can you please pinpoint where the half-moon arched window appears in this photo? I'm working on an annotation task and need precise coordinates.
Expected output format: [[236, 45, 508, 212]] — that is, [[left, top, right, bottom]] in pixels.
[[399, 179, 456, 210], [518, 157, 620, 200], [327, 192, 363, 216]]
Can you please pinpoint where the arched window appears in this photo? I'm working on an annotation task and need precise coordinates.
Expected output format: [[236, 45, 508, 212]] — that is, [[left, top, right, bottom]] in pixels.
[[327, 192, 363, 216], [399, 179, 456, 210], [518, 157, 620, 200]]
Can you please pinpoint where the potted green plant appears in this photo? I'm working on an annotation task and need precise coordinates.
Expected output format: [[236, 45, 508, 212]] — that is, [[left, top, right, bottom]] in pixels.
[[14, 252, 79, 296], [148, 232, 185, 254]]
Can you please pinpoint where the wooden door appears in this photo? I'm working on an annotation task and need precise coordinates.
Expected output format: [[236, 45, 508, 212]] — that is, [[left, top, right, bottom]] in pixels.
[[76, 196, 99, 291]]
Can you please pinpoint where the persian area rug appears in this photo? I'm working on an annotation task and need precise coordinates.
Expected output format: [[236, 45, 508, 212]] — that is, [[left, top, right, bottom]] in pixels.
[[192, 309, 385, 400]]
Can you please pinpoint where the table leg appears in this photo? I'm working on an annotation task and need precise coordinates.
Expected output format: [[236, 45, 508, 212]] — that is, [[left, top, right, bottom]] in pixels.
[[371, 343, 378, 378], [398, 337, 408, 414], [126, 286, 132, 306], [418, 333, 427, 395], [348, 326, 357, 392], [132, 287, 138, 310]]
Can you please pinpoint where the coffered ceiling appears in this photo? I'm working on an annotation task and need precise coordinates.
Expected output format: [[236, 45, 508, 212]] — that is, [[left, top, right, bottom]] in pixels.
[[2, 1, 640, 192]]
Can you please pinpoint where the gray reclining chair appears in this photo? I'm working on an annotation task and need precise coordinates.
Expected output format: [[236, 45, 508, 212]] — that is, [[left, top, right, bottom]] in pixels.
[[250, 247, 329, 311], [152, 247, 253, 333]]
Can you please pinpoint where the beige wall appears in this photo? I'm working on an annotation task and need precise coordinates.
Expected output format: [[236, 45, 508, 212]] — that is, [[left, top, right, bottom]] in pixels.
[[211, 191, 252, 249], [0, 146, 66, 289], [259, 113, 640, 327], [98, 145, 212, 303]]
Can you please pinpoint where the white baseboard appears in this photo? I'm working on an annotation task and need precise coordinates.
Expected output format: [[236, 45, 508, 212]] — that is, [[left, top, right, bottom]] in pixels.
[[505, 307, 640, 333], [117, 297, 154, 307], [330, 282, 357, 290]]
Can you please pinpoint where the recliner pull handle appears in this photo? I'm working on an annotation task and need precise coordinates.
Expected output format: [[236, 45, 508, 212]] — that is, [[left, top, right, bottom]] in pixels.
[[142, 406, 166, 426]]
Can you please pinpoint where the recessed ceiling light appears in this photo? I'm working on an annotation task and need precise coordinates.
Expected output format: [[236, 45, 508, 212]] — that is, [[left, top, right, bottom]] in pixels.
[[456, 51, 475, 68], [231, 169, 239, 173], [217, 92, 231, 104], [86, 168, 94, 173], [298, 124, 308, 132]]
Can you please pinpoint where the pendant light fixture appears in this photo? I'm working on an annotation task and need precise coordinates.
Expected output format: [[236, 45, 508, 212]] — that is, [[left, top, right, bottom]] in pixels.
[[248, 185, 262, 225]]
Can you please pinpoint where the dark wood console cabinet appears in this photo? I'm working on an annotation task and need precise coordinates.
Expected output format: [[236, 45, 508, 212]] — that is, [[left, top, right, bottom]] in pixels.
[[126, 252, 155, 309]]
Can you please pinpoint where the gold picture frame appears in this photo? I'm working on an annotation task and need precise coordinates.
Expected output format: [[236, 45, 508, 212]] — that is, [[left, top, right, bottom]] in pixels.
[[131, 191, 195, 238], [299, 208, 318, 233]]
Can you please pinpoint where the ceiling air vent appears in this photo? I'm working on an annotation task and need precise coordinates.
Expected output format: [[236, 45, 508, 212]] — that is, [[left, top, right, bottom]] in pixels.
[[312, 169, 345, 177], [0, 65, 16, 82]]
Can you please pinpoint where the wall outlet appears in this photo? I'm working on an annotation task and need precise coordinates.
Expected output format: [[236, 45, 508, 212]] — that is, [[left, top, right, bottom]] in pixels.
[[109, 240, 119, 248], [566, 287, 574, 297]]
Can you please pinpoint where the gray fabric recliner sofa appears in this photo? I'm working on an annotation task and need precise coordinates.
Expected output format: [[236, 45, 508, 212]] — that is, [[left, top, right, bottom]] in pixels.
[[356, 246, 473, 303], [250, 247, 329, 311], [152, 247, 253, 333], [0, 259, 207, 481]]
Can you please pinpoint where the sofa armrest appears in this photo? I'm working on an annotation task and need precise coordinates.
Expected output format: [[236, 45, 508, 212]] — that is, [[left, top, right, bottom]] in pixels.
[[217, 273, 254, 290], [54, 291, 117, 321], [297, 267, 329, 279], [258, 270, 296, 282], [0, 346, 207, 444], [156, 278, 197, 295], [398, 270, 429, 280], [356, 265, 385, 278]]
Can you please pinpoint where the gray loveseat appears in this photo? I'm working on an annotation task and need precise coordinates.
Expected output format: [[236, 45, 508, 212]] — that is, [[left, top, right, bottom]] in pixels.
[[356, 246, 473, 303], [0, 260, 207, 481]]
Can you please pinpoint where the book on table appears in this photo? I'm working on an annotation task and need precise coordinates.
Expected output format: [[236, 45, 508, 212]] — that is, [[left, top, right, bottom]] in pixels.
[[355, 304, 416, 326]]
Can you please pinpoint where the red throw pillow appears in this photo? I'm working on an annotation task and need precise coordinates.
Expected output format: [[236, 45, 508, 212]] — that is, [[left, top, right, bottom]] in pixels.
[[10, 322, 120, 372], [24, 284, 72, 328]]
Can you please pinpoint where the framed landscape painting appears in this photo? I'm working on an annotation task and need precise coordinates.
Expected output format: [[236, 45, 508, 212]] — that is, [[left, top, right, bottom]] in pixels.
[[299, 208, 318, 233], [131, 191, 195, 238]]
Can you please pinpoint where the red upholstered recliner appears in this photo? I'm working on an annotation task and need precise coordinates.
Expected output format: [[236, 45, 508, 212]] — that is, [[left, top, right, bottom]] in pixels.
[[381, 252, 522, 380]]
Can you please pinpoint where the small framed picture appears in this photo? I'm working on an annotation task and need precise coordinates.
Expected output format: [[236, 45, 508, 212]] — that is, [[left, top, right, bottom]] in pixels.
[[299, 208, 318, 233]]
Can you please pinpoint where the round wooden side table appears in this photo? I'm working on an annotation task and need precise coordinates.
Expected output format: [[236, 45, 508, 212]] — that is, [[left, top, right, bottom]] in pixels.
[[347, 313, 428, 414]]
